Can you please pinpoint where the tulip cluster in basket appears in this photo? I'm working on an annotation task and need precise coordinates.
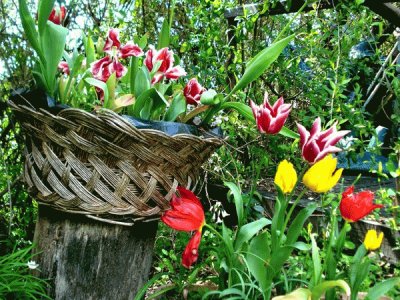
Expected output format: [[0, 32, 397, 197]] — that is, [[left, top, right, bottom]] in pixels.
[[19, 0, 298, 132], [158, 95, 398, 299]]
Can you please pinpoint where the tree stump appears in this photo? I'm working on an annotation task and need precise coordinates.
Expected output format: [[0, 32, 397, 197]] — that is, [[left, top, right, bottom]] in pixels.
[[32, 206, 158, 299]]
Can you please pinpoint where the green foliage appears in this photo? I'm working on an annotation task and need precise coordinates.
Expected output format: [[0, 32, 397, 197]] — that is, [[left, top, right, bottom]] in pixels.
[[0, 245, 49, 299]]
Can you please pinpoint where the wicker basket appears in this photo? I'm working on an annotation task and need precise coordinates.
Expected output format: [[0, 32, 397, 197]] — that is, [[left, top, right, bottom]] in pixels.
[[9, 100, 222, 225]]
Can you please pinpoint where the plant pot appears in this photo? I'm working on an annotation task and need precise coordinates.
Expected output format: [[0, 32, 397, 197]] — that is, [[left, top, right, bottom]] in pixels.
[[9, 90, 223, 225]]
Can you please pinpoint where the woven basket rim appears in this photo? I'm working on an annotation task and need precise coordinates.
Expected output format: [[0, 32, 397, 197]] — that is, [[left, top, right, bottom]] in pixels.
[[8, 100, 223, 144]]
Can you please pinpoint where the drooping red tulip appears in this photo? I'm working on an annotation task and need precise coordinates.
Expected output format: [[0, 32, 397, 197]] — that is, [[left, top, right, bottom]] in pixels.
[[182, 230, 202, 268], [48, 6, 66, 25], [250, 93, 291, 134], [161, 187, 205, 268], [91, 56, 126, 82], [183, 78, 206, 105], [297, 117, 350, 164], [339, 186, 383, 222], [144, 46, 186, 84]]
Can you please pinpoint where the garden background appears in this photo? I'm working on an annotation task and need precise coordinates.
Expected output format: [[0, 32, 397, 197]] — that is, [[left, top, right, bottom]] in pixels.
[[0, 0, 399, 299]]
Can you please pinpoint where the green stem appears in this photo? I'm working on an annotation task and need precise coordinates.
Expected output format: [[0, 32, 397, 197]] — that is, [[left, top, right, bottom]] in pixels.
[[275, 1, 309, 41], [282, 189, 307, 232]]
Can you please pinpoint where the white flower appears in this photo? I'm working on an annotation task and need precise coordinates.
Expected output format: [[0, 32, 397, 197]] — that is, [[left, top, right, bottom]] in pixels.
[[27, 260, 39, 270]]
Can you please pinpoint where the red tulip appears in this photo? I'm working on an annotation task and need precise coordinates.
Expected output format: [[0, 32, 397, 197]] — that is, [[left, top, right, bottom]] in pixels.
[[297, 117, 350, 164], [339, 186, 383, 222], [48, 6, 66, 25], [144, 46, 186, 84], [58, 61, 69, 75], [182, 230, 202, 268], [90, 56, 126, 82], [250, 93, 291, 134], [103, 29, 143, 59], [183, 78, 206, 105], [161, 187, 205, 268]]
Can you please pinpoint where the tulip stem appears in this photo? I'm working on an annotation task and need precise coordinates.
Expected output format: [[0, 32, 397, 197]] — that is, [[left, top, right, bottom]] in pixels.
[[282, 189, 307, 233]]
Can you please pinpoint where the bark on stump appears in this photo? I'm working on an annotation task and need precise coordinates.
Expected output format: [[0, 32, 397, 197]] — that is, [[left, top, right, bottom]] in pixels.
[[33, 206, 158, 300]]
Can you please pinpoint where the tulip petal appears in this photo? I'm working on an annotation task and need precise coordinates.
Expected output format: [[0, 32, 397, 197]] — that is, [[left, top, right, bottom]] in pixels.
[[182, 230, 202, 268], [120, 42, 144, 58]]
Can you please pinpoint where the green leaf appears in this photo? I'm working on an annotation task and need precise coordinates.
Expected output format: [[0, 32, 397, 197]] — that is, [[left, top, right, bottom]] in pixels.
[[310, 233, 322, 287], [286, 203, 317, 246], [133, 88, 168, 119], [38, 0, 55, 36], [110, 94, 135, 112], [84, 34, 96, 65], [292, 241, 311, 251], [200, 89, 219, 105], [134, 66, 151, 98], [366, 277, 400, 300], [140, 98, 153, 119], [133, 272, 167, 300], [247, 232, 270, 292], [272, 288, 311, 300], [224, 182, 244, 228], [105, 73, 117, 108], [229, 34, 295, 96], [18, 0, 43, 61], [158, 18, 170, 49], [279, 126, 299, 139], [129, 56, 140, 94], [41, 21, 68, 96], [164, 93, 186, 121], [311, 280, 350, 300], [85, 78, 109, 104], [234, 217, 271, 251], [221, 102, 255, 123]]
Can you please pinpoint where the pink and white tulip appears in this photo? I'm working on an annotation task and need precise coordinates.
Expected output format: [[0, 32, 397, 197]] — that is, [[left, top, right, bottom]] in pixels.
[[103, 29, 143, 58], [250, 93, 291, 134], [183, 78, 206, 105], [144, 46, 186, 84], [297, 117, 350, 164]]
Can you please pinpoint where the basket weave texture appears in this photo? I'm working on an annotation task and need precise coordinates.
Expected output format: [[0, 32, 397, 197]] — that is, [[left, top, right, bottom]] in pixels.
[[9, 101, 222, 224]]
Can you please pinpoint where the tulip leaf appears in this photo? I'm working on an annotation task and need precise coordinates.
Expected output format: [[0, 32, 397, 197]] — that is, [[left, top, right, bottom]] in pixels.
[[83, 34, 96, 65], [272, 288, 311, 300], [41, 21, 68, 96], [286, 203, 317, 246], [105, 73, 117, 108], [158, 18, 170, 49], [85, 77, 109, 104], [366, 277, 400, 300], [279, 126, 299, 139], [224, 182, 244, 228], [134, 66, 151, 98], [200, 89, 219, 105], [38, 0, 55, 37], [311, 280, 350, 300], [229, 34, 295, 96], [234, 217, 271, 251], [164, 93, 186, 122], [133, 88, 168, 119], [220, 102, 255, 123], [310, 233, 322, 287], [18, 0, 44, 62], [247, 232, 269, 292], [140, 98, 153, 120]]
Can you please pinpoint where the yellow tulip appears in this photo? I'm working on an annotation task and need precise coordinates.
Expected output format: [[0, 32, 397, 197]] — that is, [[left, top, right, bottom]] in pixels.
[[274, 160, 297, 194], [302, 155, 343, 193], [364, 229, 384, 251]]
